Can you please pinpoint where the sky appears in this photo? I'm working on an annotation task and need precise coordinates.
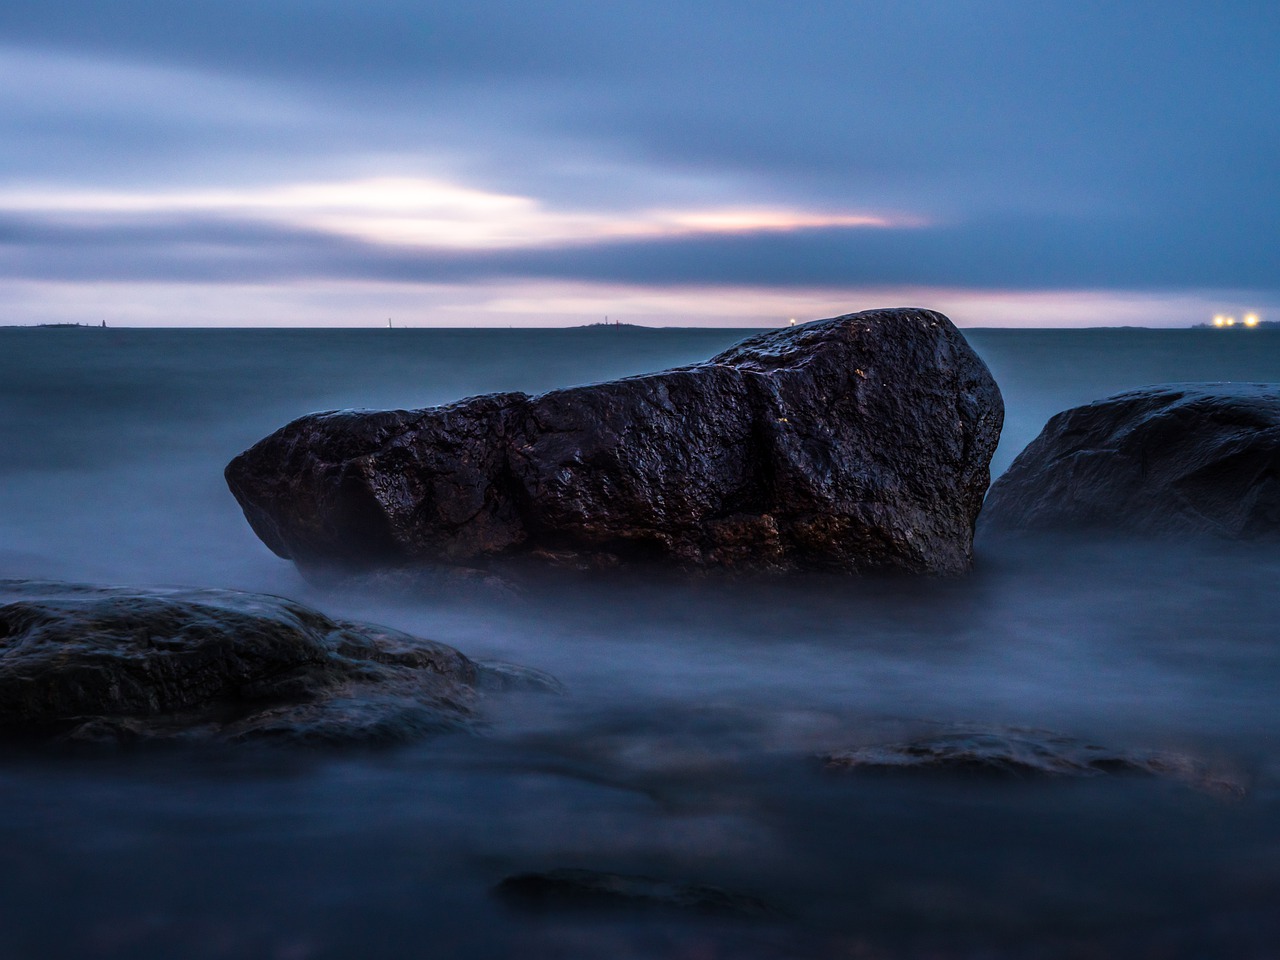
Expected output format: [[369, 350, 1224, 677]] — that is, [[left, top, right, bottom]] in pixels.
[[0, 1, 1276, 327]]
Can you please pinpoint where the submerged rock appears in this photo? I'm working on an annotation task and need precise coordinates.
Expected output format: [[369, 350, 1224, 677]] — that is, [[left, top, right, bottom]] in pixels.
[[981, 383, 1280, 538], [494, 868, 775, 918], [0, 580, 549, 745], [822, 728, 1244, 797], [225, 308, 1003, 578]]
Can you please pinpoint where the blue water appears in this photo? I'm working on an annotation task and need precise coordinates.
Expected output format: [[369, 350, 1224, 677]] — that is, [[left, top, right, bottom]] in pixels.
[[2, 325, 1280, 959]]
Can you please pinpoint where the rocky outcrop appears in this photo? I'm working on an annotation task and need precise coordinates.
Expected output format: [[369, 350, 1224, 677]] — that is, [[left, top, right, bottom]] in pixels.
[[226, 308, 1003, 578], [494, 869, 776, 917], [822, 728, 1244, 797], [981, 383, 1280, 538], [0, 580, 553, 745]]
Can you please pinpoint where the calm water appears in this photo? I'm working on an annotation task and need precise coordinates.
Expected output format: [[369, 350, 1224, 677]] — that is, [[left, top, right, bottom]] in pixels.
[[2, 325, 1279, 959]]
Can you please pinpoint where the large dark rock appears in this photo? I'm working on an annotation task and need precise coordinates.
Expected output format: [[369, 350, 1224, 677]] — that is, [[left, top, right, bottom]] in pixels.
[[226, 308, 1003, 577], [981, 383, 1280, 538], [0, 580, 555, 745]]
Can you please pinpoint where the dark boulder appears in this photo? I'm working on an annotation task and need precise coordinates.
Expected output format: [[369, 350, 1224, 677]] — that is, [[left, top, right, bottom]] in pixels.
[[0, 580, 551, 745], [494, 868, 776, 918], [981, 383, 1280, 538], [226, 308, 1003, 578], [822, 728, 1244, 797]]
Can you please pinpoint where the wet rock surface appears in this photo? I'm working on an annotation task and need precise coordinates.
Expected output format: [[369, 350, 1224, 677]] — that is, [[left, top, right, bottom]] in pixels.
[[0, 580, 547, 745], [822, 728, 1245, 797], [494, 868, 776, 918], [981, 383, 1280, 538], [226, 308, 1003, 578]]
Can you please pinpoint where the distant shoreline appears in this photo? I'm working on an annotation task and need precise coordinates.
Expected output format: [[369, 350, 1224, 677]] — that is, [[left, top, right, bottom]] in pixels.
[[1190, 320, 1280, 330]]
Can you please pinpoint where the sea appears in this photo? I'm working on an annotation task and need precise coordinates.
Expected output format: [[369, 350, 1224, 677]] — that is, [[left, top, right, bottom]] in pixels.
[[1, 324, 1279, 959]]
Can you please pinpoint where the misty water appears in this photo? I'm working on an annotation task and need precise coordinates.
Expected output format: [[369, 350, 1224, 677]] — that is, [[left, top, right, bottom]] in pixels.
[[2, 325, 1279, 959]]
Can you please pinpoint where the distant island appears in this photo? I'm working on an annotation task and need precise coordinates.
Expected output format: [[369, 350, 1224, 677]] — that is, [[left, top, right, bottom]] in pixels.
[[0, 321, 108, 329], [572, 321, 653, 330]]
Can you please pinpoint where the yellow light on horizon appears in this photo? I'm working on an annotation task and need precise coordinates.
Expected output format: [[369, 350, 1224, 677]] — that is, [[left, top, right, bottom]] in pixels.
[[1245, 313, 1261, 327], [1213, 314, 1226, 327]]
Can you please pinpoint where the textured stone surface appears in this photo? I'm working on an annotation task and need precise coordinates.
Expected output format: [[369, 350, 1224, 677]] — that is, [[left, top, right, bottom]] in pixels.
[[0, 580, 549, 745], [822, 728, 1244, 796], [981, 383, 1280, 538], [226, 308, 1003, 577]]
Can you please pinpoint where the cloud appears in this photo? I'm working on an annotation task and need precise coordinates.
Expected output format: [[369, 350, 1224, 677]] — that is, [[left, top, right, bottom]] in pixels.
[[4, 3, 1278, 214], [1, 201, 1273, 294], [0, 1, 1276, 323], [0, 178, 904, 252]]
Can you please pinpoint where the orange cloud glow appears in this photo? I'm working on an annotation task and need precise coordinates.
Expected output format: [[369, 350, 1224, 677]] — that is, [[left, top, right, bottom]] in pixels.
[[0, 177, 910, 250]]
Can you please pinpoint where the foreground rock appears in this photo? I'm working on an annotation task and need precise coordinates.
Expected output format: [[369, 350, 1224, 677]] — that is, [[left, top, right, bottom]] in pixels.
[[226, 308, 1003, 579], [981, 383, 1280, 538], [495, 869, 776, 918], [0, 580, 553, 745], [822, 728, 1244, 797]]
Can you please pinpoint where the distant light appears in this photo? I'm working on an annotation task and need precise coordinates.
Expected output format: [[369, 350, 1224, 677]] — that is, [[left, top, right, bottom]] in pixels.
[[1226, 316, 1236, 326], [1213, 314, 1226, 327], [789, 317, 797, 326], [1245, 313, 1261, 327]]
